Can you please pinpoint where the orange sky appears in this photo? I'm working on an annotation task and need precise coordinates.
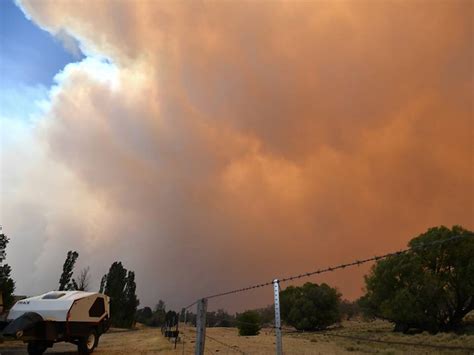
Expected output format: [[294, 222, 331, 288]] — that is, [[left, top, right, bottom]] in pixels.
[[2, 0, 473, 311]]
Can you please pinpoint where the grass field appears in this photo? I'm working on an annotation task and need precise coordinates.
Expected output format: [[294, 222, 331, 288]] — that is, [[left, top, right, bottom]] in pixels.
[[1, 320, 473, 354]]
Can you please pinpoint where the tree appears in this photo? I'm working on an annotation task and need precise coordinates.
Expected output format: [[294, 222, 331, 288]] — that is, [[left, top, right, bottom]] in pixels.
[[155, 300, 166, 313], [75, 266, 91, 291], [339, 299, 361, 320], [150, 300, 166, 326], [280, 282, 341, 331], [236, 310, 261, 336], [254, 305, 274, 326], [0, 233, 15, 310], [362, 225, 474, 333], [135, 307, 153, 324], [185, 311, 197, 326], [99, 274, 107, 293], [102, 262, 139, 328], [124, 271, 139, 327], [0, 232, 8, 263], [58, 251, 79, 291]]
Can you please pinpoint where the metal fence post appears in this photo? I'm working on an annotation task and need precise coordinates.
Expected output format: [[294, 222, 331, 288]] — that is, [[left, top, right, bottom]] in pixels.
[[273, 279, 283, 355], [195, 298, 208, 355]]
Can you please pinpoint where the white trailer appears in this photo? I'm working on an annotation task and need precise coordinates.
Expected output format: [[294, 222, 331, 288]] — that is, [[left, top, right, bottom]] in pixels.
[[2, 291, 111, 355]]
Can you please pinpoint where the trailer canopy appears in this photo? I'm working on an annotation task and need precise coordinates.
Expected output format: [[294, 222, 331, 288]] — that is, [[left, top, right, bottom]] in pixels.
[[7, 291, 108, 322]]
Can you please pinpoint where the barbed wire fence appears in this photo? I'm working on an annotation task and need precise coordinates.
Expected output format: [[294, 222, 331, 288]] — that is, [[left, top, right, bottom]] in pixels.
[[175, 234, 472, 354]]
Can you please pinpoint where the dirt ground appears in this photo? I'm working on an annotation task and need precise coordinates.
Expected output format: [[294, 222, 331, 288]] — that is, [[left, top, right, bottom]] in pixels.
[[1, 321, 473, 354]]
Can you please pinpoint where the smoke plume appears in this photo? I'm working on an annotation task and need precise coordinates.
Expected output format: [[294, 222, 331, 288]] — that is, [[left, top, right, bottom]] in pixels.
[[1, 0, 472, 310]]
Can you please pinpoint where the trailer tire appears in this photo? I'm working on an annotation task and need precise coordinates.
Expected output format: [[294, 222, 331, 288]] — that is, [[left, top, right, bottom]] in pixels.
[[78, 329, 99, 354], [27, 342, 47, 355]]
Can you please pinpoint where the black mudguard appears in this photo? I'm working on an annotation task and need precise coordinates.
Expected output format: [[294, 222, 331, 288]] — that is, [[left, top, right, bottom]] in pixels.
[[2, 312, 43, 338]]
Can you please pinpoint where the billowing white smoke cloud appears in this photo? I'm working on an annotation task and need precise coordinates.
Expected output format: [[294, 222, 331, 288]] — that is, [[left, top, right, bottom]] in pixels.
[[1, 0, 472, 311]]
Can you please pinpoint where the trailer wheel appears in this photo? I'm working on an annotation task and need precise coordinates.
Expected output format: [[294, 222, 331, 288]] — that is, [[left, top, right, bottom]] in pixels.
[[27, 342, 47, 355], [78, 329, 99, 354]]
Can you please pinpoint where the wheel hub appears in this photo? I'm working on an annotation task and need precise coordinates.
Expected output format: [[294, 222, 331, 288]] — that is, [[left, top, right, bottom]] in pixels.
[[86, 333, 95, 350]]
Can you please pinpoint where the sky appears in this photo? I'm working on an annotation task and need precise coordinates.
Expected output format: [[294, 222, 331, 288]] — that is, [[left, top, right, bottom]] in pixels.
[[0, 0, 472, 312]]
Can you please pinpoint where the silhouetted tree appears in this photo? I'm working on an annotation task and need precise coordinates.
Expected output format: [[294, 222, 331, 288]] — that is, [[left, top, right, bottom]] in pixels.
[[135, 307, 153, 324], [102, 261, 139, 328], [0, 232, 15, 310], [58, 251, 78, 291], [75, 266, 91, 291], [124, 271, 139, 326], [150, 300, 166, 326], [99, 274, 107, 293]]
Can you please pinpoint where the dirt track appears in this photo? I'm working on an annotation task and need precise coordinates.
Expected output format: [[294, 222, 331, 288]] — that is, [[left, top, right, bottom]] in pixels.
[[1, 321, 473, 354]]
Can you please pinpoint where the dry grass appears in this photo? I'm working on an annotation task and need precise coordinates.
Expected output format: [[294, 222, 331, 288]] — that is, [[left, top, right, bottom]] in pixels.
[[1, 320, 473, 354]]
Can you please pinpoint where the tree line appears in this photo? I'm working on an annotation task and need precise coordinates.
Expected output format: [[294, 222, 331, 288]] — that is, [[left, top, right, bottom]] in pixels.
[[2, 225, 473, 334], [135, 225, 472, 335]]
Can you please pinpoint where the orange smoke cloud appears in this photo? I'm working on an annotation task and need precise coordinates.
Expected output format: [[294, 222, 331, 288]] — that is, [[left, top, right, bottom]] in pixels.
[[4, 0, 473, 310]]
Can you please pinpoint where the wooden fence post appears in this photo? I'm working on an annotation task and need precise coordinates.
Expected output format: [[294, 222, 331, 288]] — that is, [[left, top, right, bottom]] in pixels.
[[195, 298, 208, 355]]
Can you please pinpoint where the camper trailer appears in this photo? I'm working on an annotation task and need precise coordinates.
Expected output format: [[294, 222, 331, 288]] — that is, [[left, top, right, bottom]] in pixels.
[[2, 291, 110, 354]]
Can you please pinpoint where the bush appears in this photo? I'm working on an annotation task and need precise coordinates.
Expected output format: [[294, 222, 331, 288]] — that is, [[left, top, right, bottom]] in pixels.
[[236, 310, 261, 336], [362, 225, 474, 333], [339, 299, 361, 320], [135, 306, 153, 324], [207, 309, 236, 327], [280, 282, 341, 331]]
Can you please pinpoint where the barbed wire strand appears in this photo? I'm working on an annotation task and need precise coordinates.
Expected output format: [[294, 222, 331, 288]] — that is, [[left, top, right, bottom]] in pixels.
[[183, 234, 470, 309]]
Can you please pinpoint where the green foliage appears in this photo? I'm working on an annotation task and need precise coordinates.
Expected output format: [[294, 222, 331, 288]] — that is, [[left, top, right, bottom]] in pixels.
[[362, 225, 474, 333], [339, 299, 361, 320], [253, 305, 274, 326], [135, 306, 153, 323], [135, 299, 167, 327], [357, 295, 376, 321], [236, 310, 261, 336], [58, 251, 79, 291], [0, 233, 15, 310], [103, 262, 139, 328], [280, 282, 341, 331], [207, 309, 236, 327]]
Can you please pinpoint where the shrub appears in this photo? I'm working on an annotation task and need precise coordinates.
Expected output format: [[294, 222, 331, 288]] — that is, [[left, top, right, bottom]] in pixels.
[[236, 310, 261, 336], [280, 282, 341, 331]]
